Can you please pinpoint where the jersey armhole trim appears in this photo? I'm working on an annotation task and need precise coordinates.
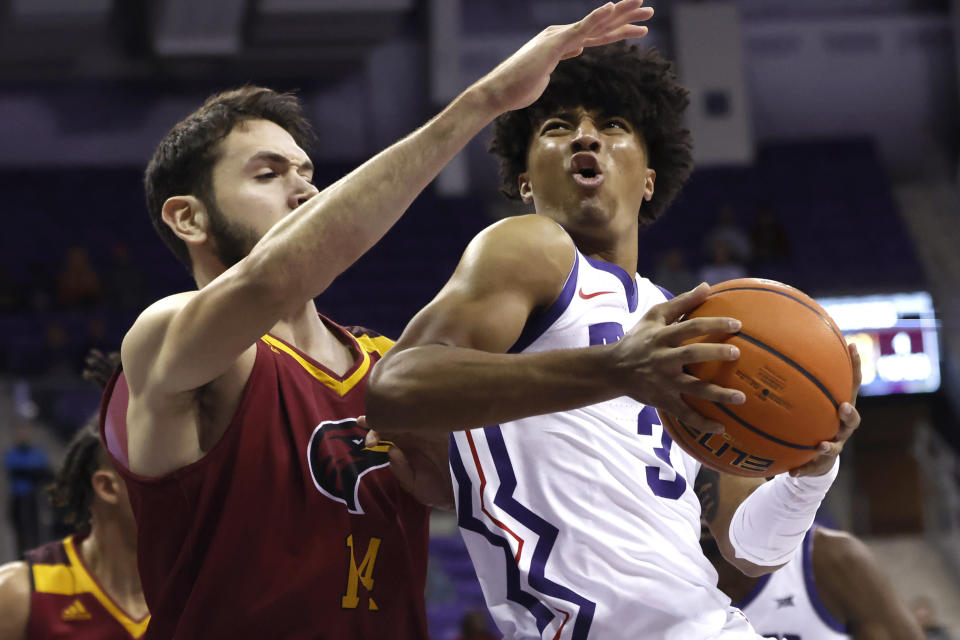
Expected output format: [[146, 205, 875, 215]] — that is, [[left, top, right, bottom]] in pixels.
[[803, 527, 848, 633], [508, 251, 580, 354]]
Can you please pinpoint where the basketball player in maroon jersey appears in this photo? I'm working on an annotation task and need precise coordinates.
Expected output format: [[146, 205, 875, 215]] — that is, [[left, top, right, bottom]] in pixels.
[[0, 352, 149, 640], [98, 3, 665, 638]]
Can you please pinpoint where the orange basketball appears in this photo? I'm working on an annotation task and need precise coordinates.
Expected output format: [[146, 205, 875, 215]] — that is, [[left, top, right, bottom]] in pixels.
[[658, 278, 853, 477]]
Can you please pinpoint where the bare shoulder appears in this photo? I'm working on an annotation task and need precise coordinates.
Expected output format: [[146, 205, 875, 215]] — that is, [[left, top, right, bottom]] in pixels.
[[473, 214, 574, 258], [461, 214, 576, 296], [0, 561, 30, 640], [813, 528, 926, 638], [121, 291, 198, 392], [812, 526, 872, 572]]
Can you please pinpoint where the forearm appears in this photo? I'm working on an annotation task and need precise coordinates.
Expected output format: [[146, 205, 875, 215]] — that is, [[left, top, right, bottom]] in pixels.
[[367, 343, 623, 432], [251, 86, 498, 299], [728, 458, 839, 567]]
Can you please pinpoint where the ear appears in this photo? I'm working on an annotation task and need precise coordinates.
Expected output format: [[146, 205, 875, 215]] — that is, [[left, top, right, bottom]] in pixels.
[[90, 469, 122, 506], [643, 168, 656, 202], [161, 195, 209, 246], [518, 173, 534, 204]]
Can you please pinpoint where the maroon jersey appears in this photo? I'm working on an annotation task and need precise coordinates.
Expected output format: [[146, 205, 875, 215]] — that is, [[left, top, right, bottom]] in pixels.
[[25, 535, 150, 639], [99, 321, 430, 639]]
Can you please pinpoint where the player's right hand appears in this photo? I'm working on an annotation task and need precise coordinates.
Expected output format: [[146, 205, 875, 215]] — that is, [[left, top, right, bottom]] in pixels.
[[613, 282, 745, 433], [474, 0, 654, 114]]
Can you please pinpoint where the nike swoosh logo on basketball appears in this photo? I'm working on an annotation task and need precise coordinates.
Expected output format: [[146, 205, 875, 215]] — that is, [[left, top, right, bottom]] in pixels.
[[578, 288, 616, 299]]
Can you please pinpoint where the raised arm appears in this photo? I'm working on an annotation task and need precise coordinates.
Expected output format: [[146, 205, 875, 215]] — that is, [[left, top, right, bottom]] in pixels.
[[0, 562, 30, 640], [124, 1, 658, 398], [367, 214, 744, 434], [813, 528, 924, 640]]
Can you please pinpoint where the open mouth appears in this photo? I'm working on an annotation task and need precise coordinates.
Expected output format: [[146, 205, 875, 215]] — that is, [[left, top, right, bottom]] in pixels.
[[570, 153, 604, 188]]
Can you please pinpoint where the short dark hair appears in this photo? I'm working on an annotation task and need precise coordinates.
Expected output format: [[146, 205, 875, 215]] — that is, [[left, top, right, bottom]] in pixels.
[[47, 419, 106, 536], [144, 86, 315, 269], [489, 43, 693, 225]]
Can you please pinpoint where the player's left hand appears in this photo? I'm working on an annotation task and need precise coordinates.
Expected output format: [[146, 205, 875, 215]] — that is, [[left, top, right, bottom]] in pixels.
[[361, 417, 455, 510], [789, 343, 862, 477], [82, 348, 122, 389]]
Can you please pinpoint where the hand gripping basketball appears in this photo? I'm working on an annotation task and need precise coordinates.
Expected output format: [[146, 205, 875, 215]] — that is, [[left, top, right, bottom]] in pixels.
[[612, 282, 746, 434], [657, 278, 857, 477], [788, 343, 862, 477]]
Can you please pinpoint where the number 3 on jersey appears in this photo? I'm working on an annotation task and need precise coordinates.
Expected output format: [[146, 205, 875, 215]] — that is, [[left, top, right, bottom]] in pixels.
[[588, 322, 687, 500]]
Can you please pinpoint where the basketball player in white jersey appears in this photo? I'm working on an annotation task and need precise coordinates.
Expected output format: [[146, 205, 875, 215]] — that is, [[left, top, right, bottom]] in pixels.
[[702, 523, 923, 639], [367, 42, 862, 638]]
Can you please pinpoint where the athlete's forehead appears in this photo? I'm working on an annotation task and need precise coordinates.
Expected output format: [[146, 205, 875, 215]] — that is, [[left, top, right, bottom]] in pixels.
[[539, 105, 627, 121], [216, 119, 312, 171]]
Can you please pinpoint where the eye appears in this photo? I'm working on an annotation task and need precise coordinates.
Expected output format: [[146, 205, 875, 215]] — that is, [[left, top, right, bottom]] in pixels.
[[541, 120, 569, 134], [604, 119, 629, 130], [255, 171, 279, 181]]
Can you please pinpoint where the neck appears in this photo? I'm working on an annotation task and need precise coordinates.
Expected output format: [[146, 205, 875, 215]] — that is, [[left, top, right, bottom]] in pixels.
[[577, 232, 639, 278], [79, 517, 147, 617], [555, 212, 639, 277], [267, 299, 333, 348]]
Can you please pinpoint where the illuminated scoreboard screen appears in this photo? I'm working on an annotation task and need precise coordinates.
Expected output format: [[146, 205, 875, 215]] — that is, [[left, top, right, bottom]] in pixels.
[[816, 292, 940, 396]]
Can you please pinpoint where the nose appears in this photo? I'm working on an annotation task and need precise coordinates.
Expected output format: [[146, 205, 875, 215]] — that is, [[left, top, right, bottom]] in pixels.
[[291, 176, 319, 209], [570, 121, 601, 153]]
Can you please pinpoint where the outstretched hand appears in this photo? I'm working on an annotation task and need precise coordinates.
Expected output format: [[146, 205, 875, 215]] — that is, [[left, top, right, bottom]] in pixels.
[[476, 0, 654, 113], [615, 282, 745, 433], [789, 343, 862, 477]]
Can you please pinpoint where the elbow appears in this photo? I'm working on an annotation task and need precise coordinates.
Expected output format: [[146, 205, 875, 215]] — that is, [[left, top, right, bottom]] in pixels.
[[733, 560, 780, 578]]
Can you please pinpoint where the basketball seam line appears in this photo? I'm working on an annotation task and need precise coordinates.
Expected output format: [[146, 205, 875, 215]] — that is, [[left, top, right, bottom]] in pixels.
[[708, 286, 848, 354], [734, 331, 841, 410], [709, 402, 820, 451]]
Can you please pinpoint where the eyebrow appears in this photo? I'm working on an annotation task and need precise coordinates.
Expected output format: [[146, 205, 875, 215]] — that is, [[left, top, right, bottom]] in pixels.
[[246, 151, 314, 174]]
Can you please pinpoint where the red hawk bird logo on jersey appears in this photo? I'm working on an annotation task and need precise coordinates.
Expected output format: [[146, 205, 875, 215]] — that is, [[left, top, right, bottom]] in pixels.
[[306, 418, 390, 514]]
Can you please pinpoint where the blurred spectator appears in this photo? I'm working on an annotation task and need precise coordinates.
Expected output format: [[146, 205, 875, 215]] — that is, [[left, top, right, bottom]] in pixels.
[[42, 321, 76, 375], [911, 596, 954, 640], [698, 238, 747, 286], [55, 246, 103, 308], [749, 205, 791, 267], [0, 265, 20, 311], [26, 259, 54, 312], [654, 249, 699, 296], [703, 204, 751, 265], [107, 241, 147, 311], [455, 610, 498, 640], [4, 420, 52, 555]]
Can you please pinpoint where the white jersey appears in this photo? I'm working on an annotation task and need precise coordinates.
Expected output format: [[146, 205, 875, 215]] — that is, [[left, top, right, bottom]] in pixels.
[[737, 528, 850, 640], [450, 249, 764, 640]]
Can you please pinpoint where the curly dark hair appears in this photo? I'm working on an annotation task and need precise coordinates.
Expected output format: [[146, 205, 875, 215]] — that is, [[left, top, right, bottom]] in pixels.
[[489, 43, 693, 225], [144, 86, 316, 270], [47, 419, 106, 536]]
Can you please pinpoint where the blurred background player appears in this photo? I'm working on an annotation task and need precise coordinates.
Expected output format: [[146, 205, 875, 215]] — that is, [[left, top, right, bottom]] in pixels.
[[0, 350, 148, 640], [367, 41, 861, 639], [702, 522, 923, 640], [98, 3, 654, 638]]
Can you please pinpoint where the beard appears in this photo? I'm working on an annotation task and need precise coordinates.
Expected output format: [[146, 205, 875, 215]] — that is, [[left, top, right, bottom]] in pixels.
[[204, 197, 262, 269]]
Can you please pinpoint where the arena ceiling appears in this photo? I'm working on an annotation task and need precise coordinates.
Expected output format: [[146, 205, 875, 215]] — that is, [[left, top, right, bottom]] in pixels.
[[0, 0, 418, 84]]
